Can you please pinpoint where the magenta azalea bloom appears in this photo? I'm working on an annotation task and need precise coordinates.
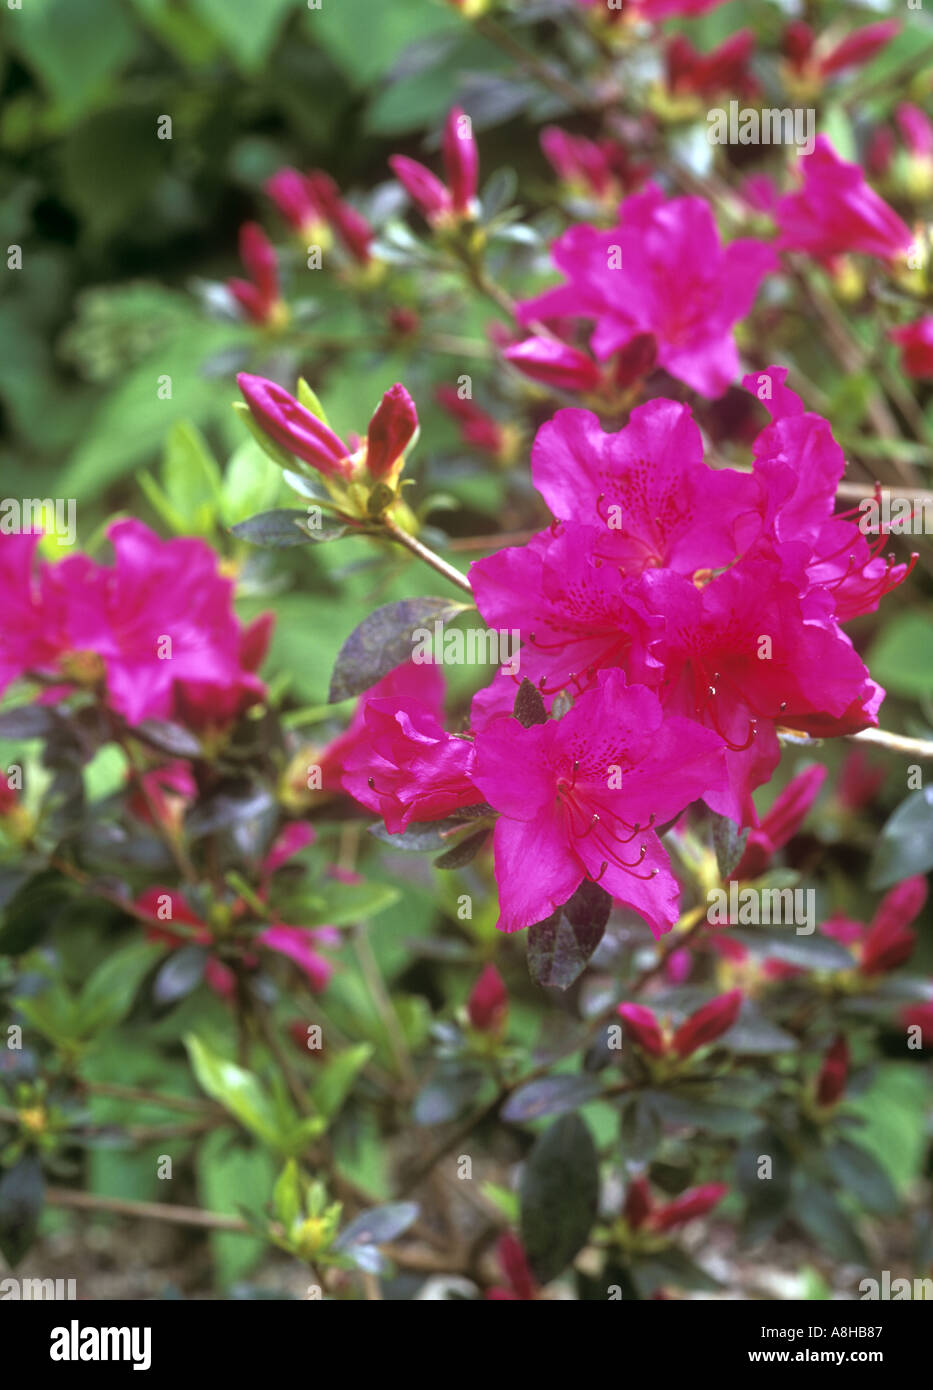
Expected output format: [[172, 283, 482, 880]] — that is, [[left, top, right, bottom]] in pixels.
[[341, 684, 484, 833], [472, 671, 726, 936], [4, 520, 251, 727], [529, 401, 762, 575], [518, 183, 775, 397], [470, 522, 664, 704], [319, 660, 446, 794], [775, 136, 913, 265]]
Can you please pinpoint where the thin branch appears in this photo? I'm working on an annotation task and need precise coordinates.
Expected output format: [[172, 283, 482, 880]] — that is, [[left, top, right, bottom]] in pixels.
[[46, 1186, 250, 1233], [381, 517, 474, 596]]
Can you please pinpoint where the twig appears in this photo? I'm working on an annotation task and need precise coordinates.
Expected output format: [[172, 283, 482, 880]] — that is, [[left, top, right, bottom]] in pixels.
[[845, 727, 933, 762], [79, 1081, 220, 1116], [381, 517, 474, 596], [46, 1186, 249, 1233]]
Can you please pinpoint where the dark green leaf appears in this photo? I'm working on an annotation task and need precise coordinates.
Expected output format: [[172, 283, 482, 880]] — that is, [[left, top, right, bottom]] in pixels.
[[826, 1139, 899, 1216], [134, 720, 204, 759], [433, 827, 489, 870], [520, 1114, 598, 1284], [513, 678, 547, 729], [0, 1155, 45, 1268], [231, 508, 343, 548], [794, 1176, 868, 1264], [502, 1075, 602, 1123], [335, 1202, 420, 1251], [152, 947, 209, 1005], [329, 597, 470, 703], [527, 880, 611, 991], [869, 788, 933, 889], [413, 1066, 485, 1126], [711, 811, 749, 880]]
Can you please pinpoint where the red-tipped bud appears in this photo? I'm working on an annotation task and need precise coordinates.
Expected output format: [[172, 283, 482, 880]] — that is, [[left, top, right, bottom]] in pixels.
[[237, 374, 352, 480], [487, 1232, 538, 1301], [435, 385, 505, 457], [782, 20, 814, 73], [900, 998, 933, 1046], [265, 169, 320, 237], [617, 1002, 666, 1057], [860, 876, 926, 975], [888, 319, 933, 380], [622, 1176, 653, 1231], [305, 171, 372, 264], [365, 383, 418, 482], [819, 20, 900, 78], [613, 332, 657, 389], [815, 1034, 849, 1107], [671, 990, 742, 1058], [443, 106, 479, 214], [504, 337, 601, 393], [651, 1183, 728, 1232], [389, 155, 452, 224], [467, 963, 508, 1033], [229, 223, 281, 324], [733, 765, 826, 879]]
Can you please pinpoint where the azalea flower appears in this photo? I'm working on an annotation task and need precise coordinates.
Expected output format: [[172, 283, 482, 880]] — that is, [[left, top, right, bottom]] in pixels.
[[341, 680, 484, 833], [775, 136, 913, 265], [665, 30, 757, 100], [518, 183, 775, 397], [540, 126, 649, 201], [304, 171, 373, 264], [1, 521, 252, 727], [472, 670, 727, 936]]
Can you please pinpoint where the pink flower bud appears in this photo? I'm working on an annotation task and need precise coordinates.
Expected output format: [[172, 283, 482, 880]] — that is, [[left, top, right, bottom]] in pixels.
[[265, 169, 320, 237], [897, 103, 933, 159], [487, 1232, 538, 1301], [228, 223, 281, 324], [671, 990, 742, 1058], [819, 21, 900, 78], [782, 20, 814, 73], [651, 1183, 728, 1232], [815, 1034, 849, 1106], [467, 963, 508, 1033], [443, 106, 479, 213], [389, 155, 452, 224], [237, 373, 352, 479], [365, 383, 418, 481], [860, 876, 926, 974], [305, 171, 373, 264], [733, 765, 826, 879], [504, 337, 601, 393], [617, 1002, 666, 1057]]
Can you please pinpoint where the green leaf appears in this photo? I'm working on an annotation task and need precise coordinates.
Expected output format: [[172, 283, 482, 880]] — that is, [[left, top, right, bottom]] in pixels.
[[0, 871, 75, 956], [520, 1114, 599, 1284], [310, 1045, 373, 1122], [502, 1075, 603, 1124], [190, 0, 295, 72], [77, 941, 162, 1037], [631, 1248, 721, 1296], [328, 597, 470, 702], [273, 1159, 303, 1231], [413, 1066, 486, 1126], [527, 880, 612, 991], [369, 818, 471, 853], [198, 1133, 275, 1288], [185, 1035, 289, 1152], [0, 1156, 45, 1269], [869, 788, 933, 889], [11, 0, 137, 120], [220, 442, 286, 527], [160, 422, 223, 536], [280, 880, 400, 929], [309, 0, 460, 86], [870, 613, 933, 699]]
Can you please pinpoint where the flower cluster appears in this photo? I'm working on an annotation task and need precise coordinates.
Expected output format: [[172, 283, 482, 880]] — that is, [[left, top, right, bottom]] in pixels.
[[0, 521, 270, 729], [340, 366, 914, 940]]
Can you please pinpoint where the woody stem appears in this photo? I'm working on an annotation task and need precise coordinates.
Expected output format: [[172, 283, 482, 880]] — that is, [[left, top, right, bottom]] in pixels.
[[381, 517, 474, 596]]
